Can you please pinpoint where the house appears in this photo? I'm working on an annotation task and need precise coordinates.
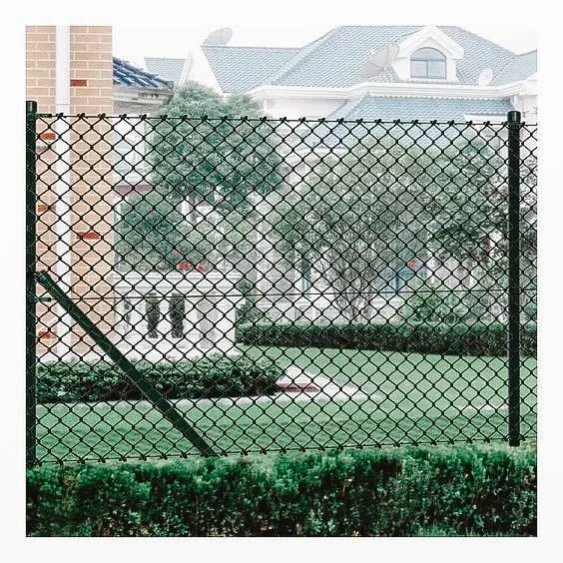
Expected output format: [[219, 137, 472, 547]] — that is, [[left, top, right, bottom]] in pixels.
[[142, 27, 537, 324], [147, 25, 537, 123]]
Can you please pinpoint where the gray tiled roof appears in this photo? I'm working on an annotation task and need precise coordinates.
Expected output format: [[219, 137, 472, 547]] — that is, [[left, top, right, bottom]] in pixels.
[[113, 57, 172, 89], [145, 58, 187, 86], [271, 26, 419, 87], [492, 50, 537, 85], [202, 46, 299, 92], [300, 95, 515, 151], [202, 26, 535, 91], [328, 95, 515, 121]]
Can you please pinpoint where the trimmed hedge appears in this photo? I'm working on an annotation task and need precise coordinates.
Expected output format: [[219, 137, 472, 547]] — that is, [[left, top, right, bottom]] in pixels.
[[26, 445, 536, 536], [237, 321, 537, 357], [37, 355, 282, 403]]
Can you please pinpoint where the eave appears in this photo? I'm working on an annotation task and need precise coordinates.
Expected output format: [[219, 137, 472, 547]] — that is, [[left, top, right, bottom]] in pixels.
[[247, 80, 531, 101], [112, 84, 174, 111]]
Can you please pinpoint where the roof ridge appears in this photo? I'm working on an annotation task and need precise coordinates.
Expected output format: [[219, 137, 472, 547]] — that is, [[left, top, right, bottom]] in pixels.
[[267, 26, 448, 86], [491, 48, 536, 85], [113, 57, 172, 89], [201, 44, 299, 50], [518, 49, 537, 57], [114, 57, 158, 78], [267, 27, 341, 85], [492, 53, 520, 82]]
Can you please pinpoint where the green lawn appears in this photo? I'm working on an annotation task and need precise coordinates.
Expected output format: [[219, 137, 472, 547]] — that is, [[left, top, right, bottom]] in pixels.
[[35, 347, 537, 464]]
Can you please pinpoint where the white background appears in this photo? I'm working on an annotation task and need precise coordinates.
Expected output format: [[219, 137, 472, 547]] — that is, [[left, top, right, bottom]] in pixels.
[[1, 0, 560, 559]]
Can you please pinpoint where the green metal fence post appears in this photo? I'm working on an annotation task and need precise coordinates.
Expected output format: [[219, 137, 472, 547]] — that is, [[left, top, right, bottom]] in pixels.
[[26, 100, 38, 468], [507, 110, 521, 447]]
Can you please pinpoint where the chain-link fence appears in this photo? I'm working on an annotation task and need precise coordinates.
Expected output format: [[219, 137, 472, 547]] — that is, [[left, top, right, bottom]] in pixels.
[[26, 104, 537, 465]]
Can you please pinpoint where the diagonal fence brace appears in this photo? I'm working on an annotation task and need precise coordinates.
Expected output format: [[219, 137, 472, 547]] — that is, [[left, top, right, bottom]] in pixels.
[[36, 270, 218, 458]]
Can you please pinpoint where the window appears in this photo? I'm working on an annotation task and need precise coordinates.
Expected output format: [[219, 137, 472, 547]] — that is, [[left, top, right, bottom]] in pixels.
[[410, 48, 446, 79], [114, 118, 148, 179]]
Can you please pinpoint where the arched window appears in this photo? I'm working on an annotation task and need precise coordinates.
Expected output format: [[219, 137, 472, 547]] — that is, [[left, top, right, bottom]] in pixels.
[[410, 48, 446, 79]]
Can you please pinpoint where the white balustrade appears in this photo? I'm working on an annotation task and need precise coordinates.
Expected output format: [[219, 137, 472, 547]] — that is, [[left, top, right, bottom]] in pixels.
[[113, 271, 244, 361]]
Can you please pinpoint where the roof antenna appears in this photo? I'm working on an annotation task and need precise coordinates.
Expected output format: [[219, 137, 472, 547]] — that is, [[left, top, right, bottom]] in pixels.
[[361, 43, 399, 80], [477, 68, 493, 86], [203, 27, 233, 46]]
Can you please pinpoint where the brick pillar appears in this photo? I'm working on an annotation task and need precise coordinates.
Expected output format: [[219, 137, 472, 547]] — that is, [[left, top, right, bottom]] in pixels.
[[27, 26, 114, 360], [27, 27, 57, 357]]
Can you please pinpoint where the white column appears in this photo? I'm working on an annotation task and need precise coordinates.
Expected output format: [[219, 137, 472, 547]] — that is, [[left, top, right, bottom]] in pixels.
[[174, 295, 192, 353], [196, 297, 217, 350], [128, 295, 144, 341], [159, 297, 172, 338], [54, 26, 73, 360], [122, 294, 145, 360], [116, 297, 131, 335], [214, 297, 238, 355], [185, 297, 202, 357]]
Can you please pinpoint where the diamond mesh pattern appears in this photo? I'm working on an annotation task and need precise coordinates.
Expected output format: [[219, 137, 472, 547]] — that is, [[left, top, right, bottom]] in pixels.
[[27, 112, 537, 465]]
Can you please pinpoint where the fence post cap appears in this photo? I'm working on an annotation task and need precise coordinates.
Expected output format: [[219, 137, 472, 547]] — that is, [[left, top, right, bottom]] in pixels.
[[507, 110, 521, 123]]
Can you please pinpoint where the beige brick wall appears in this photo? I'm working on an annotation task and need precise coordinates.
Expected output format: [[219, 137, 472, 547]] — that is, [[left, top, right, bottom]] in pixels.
[[26, 26, 56, 113], [27, 26, 115, 358]]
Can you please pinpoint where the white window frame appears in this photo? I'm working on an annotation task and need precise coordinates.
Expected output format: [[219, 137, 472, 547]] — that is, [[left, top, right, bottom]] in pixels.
[[410, 48, 447, 80]]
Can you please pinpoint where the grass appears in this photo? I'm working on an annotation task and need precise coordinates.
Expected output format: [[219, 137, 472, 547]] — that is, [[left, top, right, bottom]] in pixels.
[[35, 346, 537, 464]]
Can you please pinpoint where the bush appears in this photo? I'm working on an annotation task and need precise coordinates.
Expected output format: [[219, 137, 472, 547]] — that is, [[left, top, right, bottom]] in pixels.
[[237, 321, 537, 357], [402, 278, 472, 323], [26, 444, 536, 536], [402, 276, 508, 325], [36, 355, 283, 404]]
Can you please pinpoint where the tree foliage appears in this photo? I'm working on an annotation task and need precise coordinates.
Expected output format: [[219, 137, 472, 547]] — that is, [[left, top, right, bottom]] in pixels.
[[272, 133, 536, 322], [149, 82, 283, 212], [272, 139, 428, 320], [115, 82, 284, 272]]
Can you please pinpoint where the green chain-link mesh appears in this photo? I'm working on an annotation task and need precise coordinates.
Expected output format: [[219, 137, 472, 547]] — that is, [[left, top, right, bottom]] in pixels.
[[27, 113, 537, 465]]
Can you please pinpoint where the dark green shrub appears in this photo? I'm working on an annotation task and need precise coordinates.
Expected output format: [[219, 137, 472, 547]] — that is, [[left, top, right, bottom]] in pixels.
[[237, 321, 537, 357], [26, 445, 536, 537], [403, 278, 471, 323], [36, 355, 283, 404]]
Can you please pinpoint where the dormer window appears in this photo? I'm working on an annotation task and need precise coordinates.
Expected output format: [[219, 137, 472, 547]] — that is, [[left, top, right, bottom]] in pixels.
[[410, 48, 446, 79]]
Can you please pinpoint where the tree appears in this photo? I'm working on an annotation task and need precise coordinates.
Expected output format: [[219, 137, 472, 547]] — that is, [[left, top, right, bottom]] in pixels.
[[424, 138, 537, 323], [115, 82, 284, 272], [272, 139, 429, 321], [271, 133, 537, 324], [149, 82, 283, 220]]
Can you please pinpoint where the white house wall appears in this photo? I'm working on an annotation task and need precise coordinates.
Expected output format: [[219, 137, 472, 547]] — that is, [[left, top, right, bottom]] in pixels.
[[512, 75, 538, 122], [263, 97, 343, 119]]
